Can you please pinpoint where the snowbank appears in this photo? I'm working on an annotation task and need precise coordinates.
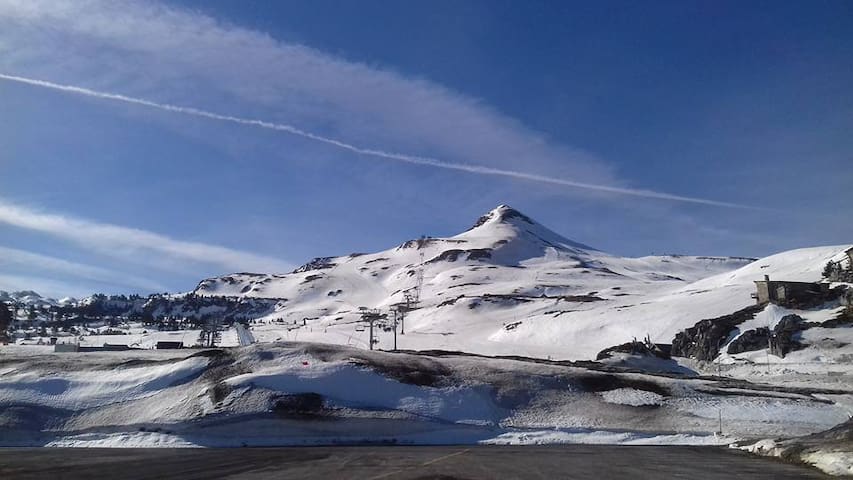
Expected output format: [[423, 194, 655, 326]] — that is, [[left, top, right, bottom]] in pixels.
[[1, 342, 850, 450]]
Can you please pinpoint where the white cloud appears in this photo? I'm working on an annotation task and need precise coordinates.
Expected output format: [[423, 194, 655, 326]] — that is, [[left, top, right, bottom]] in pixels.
[[0, 73, 750, 209], [0, 245, 167, 292], [0, 0, 736, 207], [0, 273, 96, 299], [0, 200, 292, 273]]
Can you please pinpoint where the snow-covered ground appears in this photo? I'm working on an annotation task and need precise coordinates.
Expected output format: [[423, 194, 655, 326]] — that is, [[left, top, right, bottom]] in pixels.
[[3, 205, 851, 474], [802, 450, 853, 476], [9, 206, 849, 365], [739, 418, 853, 477], [1, 342, 849, 450], [185, 205, 851, 361]]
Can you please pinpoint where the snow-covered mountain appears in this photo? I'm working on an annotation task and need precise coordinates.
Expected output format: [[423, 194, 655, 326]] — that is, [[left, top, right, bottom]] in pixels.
[[2, 205, 851, 473], [193, 204, 813, 360], [0, 290, 72, 308], [6, 205, 848, 361]]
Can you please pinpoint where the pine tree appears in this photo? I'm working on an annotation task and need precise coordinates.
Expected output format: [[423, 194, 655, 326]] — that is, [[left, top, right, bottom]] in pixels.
[[822, 261, 837, 279]]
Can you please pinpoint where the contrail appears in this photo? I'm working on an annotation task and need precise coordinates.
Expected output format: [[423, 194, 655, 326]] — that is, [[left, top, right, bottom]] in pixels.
[[0, 72, 750, 209]]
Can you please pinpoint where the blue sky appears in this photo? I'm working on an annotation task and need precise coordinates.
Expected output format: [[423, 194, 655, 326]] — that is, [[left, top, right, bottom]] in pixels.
[[1, 0, 851, 298]]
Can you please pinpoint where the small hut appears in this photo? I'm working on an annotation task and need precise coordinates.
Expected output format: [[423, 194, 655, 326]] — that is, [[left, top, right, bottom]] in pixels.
[[753, 275, 829, 305]]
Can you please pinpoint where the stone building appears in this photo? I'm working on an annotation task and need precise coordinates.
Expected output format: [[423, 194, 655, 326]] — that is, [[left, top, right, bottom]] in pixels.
[[753, 275, 829, 306]]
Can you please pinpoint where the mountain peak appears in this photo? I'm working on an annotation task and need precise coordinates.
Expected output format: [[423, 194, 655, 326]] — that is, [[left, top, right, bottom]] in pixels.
[[469, 204, 534, 230], [462, 204, 597, 254]]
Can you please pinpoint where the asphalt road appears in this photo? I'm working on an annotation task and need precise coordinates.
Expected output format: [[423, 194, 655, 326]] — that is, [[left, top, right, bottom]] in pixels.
[[0, 445, 829, 479]]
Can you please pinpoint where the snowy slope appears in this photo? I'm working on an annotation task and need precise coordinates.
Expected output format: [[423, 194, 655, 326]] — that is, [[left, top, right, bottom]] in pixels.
[[191, 205, 784, 359], [1, 343, 848, 447], [17, 205, 841, 361]]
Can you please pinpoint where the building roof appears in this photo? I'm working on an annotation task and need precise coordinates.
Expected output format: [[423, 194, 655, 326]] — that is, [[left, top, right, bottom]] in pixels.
[[753, 279, 819, 285]]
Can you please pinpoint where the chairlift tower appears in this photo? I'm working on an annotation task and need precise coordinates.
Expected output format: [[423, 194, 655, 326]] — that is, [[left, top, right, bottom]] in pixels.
[[407, 235, 427, 302], [391, 301, 408, 337], [415, 251, 425, 302], [199, 318, 222, 348], [414, 247, 425, 303], [358, 308, 386, 351]]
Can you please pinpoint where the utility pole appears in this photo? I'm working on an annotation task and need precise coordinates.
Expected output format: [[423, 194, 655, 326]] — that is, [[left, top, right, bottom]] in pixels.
[[766, 316, 773, 374], [716, 354, 723, 435], [718, 408, 723, 435], [766, 333, 771, 373]]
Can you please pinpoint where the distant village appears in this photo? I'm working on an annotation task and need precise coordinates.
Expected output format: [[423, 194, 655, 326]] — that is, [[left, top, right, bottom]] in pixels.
[[0, 292, 276, 349]]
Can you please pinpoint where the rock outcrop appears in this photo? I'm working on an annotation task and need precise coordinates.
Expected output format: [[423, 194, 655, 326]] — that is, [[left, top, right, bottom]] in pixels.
[[671, 304, 765, 360], [727, 327, 771, 355], [770, 314, 807, 357], [597, 339, 671, 360]]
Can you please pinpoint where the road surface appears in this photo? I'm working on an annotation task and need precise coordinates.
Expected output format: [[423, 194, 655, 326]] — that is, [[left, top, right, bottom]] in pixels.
[[0, 445, 829, 479]]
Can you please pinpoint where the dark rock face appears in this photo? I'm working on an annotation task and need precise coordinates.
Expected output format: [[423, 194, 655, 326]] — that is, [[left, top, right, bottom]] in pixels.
[[398, 237, 468, 250], [272, 393, 327, 418], [351, 355, 450, 387], [494, 207, 534, 224], [727, 327, 770, 354], [428, 249, 464, 263], [815, 307, 852, 328], [724, 314, 807, 357], [300, 274, 324, 285], [426, 249, 492, 264], [292, 257, 336, 274], [468, 205, 534, 230], [597, 340, 671, 360], [466, 249, 493, 261], [671, 304, 765, 360], [770, 314, 806, 357]]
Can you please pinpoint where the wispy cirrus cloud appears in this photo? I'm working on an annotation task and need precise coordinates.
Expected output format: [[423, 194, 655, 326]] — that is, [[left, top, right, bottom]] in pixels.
[[0, 199, 291, 274], [0, 245, 167, 292], [0, 274, 100, 300], [0, 73, 750, 209], [0, 0, 735, 207]]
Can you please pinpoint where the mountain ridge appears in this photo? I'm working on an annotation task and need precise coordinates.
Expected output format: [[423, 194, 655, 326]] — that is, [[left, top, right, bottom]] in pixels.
[[6, 205, 848, 362], [187, 204, 802, 359]]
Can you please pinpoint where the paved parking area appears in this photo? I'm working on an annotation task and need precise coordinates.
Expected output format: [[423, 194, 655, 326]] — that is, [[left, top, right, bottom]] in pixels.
[[0, 445, 828, 479]]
